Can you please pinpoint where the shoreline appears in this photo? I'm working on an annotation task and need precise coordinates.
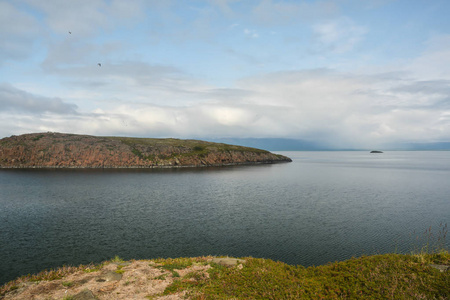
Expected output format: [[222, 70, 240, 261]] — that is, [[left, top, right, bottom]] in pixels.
[[0, 159, 291, 169], [1, 253, 448, 299]]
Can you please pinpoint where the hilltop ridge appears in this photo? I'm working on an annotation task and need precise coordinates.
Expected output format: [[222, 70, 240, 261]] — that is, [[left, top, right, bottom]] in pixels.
[[0, 132, 291, 168]]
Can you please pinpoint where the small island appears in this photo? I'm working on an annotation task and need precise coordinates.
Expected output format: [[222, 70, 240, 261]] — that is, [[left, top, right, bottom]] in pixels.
[[370, 150, 383, 153], [0, 132, 291, 168]]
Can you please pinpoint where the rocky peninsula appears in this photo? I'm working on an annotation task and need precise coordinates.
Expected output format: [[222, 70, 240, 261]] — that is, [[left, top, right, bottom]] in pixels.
[[0, 132, 291, 168]]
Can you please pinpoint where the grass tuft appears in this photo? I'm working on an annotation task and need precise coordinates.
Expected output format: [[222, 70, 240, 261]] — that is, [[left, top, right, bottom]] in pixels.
[[155, 257, 194, 278], [111, 255, 125, 263], [61, 281, 74, 287]]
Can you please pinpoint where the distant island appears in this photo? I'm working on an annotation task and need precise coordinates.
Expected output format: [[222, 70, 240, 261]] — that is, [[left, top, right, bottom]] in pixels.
[[0, 132, 291, 168], [370, 150, 383, 153]]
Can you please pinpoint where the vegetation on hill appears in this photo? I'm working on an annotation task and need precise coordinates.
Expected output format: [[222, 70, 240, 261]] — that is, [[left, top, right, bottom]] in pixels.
[[1, 251, 448, 299], [0, 132, 291, 168]]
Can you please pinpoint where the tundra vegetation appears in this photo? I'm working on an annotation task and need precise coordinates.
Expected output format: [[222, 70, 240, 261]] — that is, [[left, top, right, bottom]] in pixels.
[[1, 249, 448, 299], [0, 132, 291, 168]]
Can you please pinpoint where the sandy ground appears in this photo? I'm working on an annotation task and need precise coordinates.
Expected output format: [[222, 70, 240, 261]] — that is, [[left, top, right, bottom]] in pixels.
[[1, 257, 227, 300]]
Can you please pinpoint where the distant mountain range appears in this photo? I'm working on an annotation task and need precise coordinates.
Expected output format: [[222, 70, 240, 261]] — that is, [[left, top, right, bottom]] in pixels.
[[208, 138, 450, 151], [208, 138, 332, 151]]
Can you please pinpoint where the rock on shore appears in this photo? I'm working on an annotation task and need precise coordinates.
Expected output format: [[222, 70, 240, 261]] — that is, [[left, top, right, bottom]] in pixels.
[[0, 132, 291, 168]]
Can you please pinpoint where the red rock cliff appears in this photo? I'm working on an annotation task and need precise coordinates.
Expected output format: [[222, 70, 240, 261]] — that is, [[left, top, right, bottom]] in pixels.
[[0, 133, 291, 168]]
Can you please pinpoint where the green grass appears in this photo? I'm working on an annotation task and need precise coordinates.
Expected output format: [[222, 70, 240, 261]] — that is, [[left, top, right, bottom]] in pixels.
[[193, 146, 205, 152], [109, 136, 270, 154], [83, 263, 103, 273], [61, 281, 74, 287], [158, 252, 450, 299], [32, 134, 44, 141], [154, 274, 169, 280], [8, 285, 19, 291], [162, 273, 201, 295], [115, 264, 125, 274], [154, 257, 194, 277], [131, 148, 143, 158], [110, 255, 125, 263], [2, 133, 272, 156], [2, 252, 448, 299]]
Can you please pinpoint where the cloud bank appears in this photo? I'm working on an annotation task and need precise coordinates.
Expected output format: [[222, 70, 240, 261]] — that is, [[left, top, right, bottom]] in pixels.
[[1, 0, 450, 149]]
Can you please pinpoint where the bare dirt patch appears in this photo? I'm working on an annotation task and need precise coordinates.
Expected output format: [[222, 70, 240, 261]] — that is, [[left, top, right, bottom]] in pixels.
[[1, 257, 214, 300]]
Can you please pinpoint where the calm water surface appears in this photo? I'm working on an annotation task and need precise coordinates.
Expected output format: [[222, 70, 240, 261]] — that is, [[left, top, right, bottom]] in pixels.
[[1, 151, 449, 284]]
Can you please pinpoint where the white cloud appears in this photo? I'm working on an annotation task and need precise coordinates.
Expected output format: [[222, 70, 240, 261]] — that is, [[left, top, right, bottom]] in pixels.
[[234, 69, 450, 147], [3, 64, 450, 148], [0, 83, 78, 114], [408, 34, 450, 81], [38, 60, 204, 109], [1, 1, 449, 149], [312, 17, 367, 53], [244, 28, 259, 38]]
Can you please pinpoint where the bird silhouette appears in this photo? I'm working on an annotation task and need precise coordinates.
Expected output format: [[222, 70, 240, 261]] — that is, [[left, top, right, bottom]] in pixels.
[[97, 63, 102, 67], [69, 31, 71, 34]]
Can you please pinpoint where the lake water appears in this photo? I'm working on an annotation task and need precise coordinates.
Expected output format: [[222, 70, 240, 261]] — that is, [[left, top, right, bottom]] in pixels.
[[1, 151, 449, 285]]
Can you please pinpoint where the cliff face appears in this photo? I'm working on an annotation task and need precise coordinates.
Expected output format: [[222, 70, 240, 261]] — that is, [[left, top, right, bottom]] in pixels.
[[0, 133, 291, 168]]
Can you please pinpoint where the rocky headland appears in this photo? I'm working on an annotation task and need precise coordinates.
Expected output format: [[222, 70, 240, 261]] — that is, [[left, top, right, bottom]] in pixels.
[[0, 132, 291, 168]]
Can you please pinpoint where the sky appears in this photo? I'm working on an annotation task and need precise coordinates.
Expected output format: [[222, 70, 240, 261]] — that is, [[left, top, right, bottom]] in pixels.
[[1, 0, 450, 149]]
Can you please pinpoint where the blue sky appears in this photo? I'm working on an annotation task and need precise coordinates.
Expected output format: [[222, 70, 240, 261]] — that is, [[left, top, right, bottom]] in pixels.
[[1, 0, 450, 149]]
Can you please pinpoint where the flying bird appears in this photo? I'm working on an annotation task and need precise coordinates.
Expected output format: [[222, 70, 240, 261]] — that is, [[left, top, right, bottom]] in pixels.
[[68, 31, 71, 34], [97, 63, 102, 67]]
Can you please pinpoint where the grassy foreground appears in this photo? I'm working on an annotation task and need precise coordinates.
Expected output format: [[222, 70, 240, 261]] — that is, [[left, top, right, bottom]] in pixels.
[[1, 251, 449, 299]]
